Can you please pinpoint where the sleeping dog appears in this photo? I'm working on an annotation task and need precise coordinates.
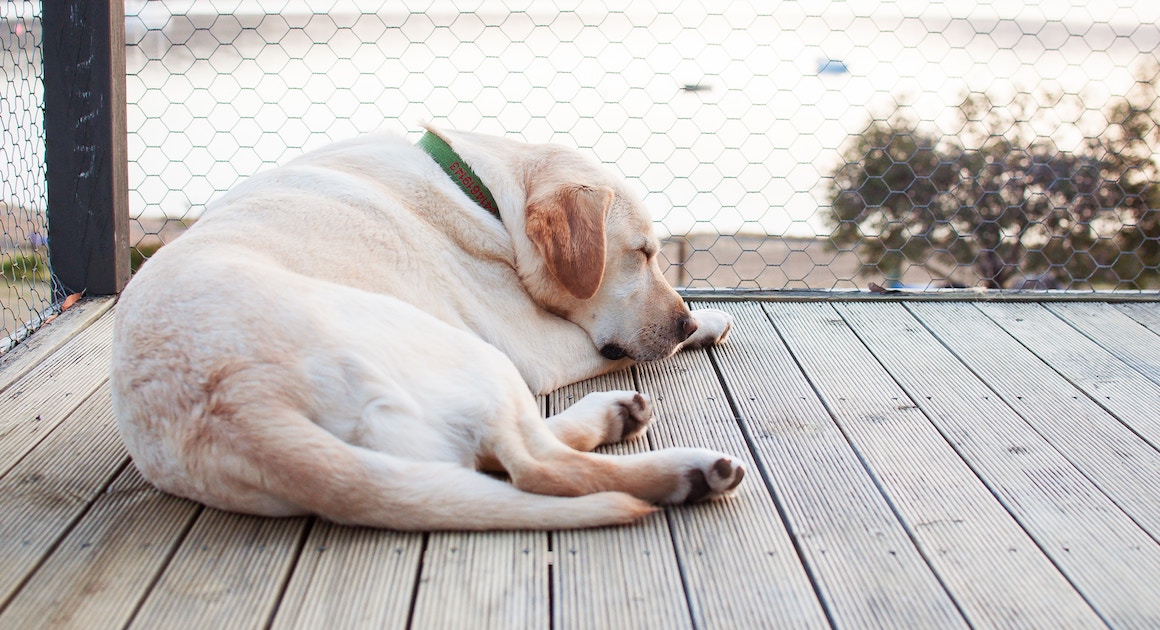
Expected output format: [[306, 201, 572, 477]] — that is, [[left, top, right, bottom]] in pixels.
[[111, 127, 742, 530]]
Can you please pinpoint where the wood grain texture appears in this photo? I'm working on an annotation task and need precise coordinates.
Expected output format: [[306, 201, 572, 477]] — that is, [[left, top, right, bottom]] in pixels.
[[1116, 302, 1160, 334], [836, 301, 1106, 628], [270, 522, 422, 629], [637, 331, 830, 629], [0, 466, 198, 629], [0, 387, 128, 607], [2, 300, 1159, 627], [712, 301, 967, 628], [410, 531, 548, 630], [128, 509, 308, 629], [979, 302, 1160, 448], [0, 310, 115, 477], [754, 301, 969, 628], [1045, 302, 1160, 389], [909, 302, 1160, 539], [0, 297, 114, 395], [549, 370, 691, 630]]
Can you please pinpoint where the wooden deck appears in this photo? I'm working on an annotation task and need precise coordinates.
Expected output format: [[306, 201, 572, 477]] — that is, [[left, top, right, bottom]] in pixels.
[[1, 296, 1159, 629]]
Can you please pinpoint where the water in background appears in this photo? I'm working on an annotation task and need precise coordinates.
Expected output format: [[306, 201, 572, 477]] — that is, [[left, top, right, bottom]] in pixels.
[[119, 0, 1160, 239]]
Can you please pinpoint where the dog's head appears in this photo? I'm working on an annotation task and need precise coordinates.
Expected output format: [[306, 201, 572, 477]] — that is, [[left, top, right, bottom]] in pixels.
[[521, 170, 697, 362], [430, 128, 697, 362]]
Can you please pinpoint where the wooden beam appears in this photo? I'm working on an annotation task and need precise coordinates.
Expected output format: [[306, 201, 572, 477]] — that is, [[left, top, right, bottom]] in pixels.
[[42, 0, 130, 298]]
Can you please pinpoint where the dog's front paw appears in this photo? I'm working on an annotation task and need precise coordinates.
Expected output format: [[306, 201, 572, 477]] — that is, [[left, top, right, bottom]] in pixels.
[[682, 308, 733, 350], [664, 451, 745, 504]]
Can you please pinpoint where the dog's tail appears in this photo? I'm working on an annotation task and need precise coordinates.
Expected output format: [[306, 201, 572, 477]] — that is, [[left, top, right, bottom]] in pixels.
[[224, 411, 657, 530]]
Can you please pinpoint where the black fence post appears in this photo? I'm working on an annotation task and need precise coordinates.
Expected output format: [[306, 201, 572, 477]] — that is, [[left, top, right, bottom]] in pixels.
[[42, 0, 130, 298]]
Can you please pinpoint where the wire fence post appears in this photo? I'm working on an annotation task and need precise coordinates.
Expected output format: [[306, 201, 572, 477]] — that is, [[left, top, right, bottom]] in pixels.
[[42, 0, 130, 299]]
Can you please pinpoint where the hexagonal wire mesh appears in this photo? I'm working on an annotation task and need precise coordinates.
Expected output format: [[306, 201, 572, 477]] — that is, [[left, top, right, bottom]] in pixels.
[[122, 1, 1158, 291], [1, 2, 54, 350]]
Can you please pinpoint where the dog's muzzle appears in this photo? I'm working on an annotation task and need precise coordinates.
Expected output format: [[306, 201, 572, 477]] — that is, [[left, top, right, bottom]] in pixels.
[[599, 315, 698, 361]]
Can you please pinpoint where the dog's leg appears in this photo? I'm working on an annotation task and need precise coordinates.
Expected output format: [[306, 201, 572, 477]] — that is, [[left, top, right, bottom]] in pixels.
[[544, 390, 653, 452], [490, 406, 745, 505], [186, 404, 658, 530]]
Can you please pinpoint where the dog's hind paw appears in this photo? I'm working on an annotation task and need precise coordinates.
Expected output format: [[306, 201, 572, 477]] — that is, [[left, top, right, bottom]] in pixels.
[[665, 453, 745, 504]]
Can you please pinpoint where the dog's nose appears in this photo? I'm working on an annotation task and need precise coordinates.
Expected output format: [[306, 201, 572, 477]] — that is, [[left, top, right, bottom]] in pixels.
[[679, 315, 698, 340]]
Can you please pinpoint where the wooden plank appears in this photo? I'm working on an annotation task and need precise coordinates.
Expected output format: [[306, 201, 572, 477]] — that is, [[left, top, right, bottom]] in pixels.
[[710, 301, 961, 628], [909, 302, 1160, 540], [1116, 302, 1160, 334], [0, 466, 199, 629], [1045, 302, 1160, 388], [128, 510, 309, 629], [0, 308, 115, 477], [271, 522, 423, 629], [837, 302, 1114, 628], [0, 297, 114, 395], [635, 338, 831, 628], [407, 401, 550, 630], [409, 530, 548, 629], [0, 387, 128, 607], [767, 301, 992, 627], [42, 0, 131, 297], [548, 370, 691, 630], [979, 302, 1160, 448]]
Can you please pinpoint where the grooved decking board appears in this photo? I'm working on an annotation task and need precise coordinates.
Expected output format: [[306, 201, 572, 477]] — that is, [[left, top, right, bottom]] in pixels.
[[979, 302, 1160, 448], [769, 301, 1001, 627], [1046, 302, 1160, 389], [635, 342, 830, 629], [710, 301, 961, 628], [0, 297, 114, 395], [269, 522, 423, 629], [549, 370, 691, 630], [0, 466, 199, 629], [0, 387, 128, 607], [1116, 302, 1160, 334], [779, 300, 1105, 628], [835, 302, 1112, 628], [0, 309, 116, 477], [908, 302, 1160, 540], [409, 531, 548, 629], [406, 403, 552, 629], [128, 509, 309, 629], [4, 299, 1160, 628]]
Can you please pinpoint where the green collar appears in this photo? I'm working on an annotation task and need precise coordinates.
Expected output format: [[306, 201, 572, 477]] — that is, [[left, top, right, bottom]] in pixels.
[[417, 131, 502, 221]]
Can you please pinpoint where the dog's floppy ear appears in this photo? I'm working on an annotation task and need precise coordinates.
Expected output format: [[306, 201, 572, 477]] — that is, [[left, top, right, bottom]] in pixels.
[[525, 184, 613, 300]]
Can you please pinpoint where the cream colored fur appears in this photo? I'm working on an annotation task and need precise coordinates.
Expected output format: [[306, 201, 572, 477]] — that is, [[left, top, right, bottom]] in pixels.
[[111, 127, 742, 530]]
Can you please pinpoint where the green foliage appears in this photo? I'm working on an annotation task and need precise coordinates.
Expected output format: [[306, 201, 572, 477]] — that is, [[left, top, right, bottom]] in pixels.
[[827, 65, 1160, 289], [131, 242, 164, 273]]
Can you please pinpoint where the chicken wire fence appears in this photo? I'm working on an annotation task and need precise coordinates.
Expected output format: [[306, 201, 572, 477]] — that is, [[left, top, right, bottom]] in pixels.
[[1, 2, 53, 351], [3, 1, 1160, 348]]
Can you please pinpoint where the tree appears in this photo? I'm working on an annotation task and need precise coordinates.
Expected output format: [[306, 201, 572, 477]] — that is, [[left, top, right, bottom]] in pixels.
[[826, 67, 1160, 289]]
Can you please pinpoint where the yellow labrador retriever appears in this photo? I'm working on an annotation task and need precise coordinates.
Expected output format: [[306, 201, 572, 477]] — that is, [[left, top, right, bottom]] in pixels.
[[111, 127, 742, 530]]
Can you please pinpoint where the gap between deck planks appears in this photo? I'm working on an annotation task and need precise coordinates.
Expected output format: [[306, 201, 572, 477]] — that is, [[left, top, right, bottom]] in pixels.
[[0, 299, 1158, 628]]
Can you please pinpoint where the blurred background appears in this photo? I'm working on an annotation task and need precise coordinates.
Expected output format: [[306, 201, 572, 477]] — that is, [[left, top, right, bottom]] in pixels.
[[3, 0, 1159, 346]]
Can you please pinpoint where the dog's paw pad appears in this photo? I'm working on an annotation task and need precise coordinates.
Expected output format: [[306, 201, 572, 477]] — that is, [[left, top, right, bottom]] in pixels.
[[615, 392, 653, 441], [676, 457, 745, 504]]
